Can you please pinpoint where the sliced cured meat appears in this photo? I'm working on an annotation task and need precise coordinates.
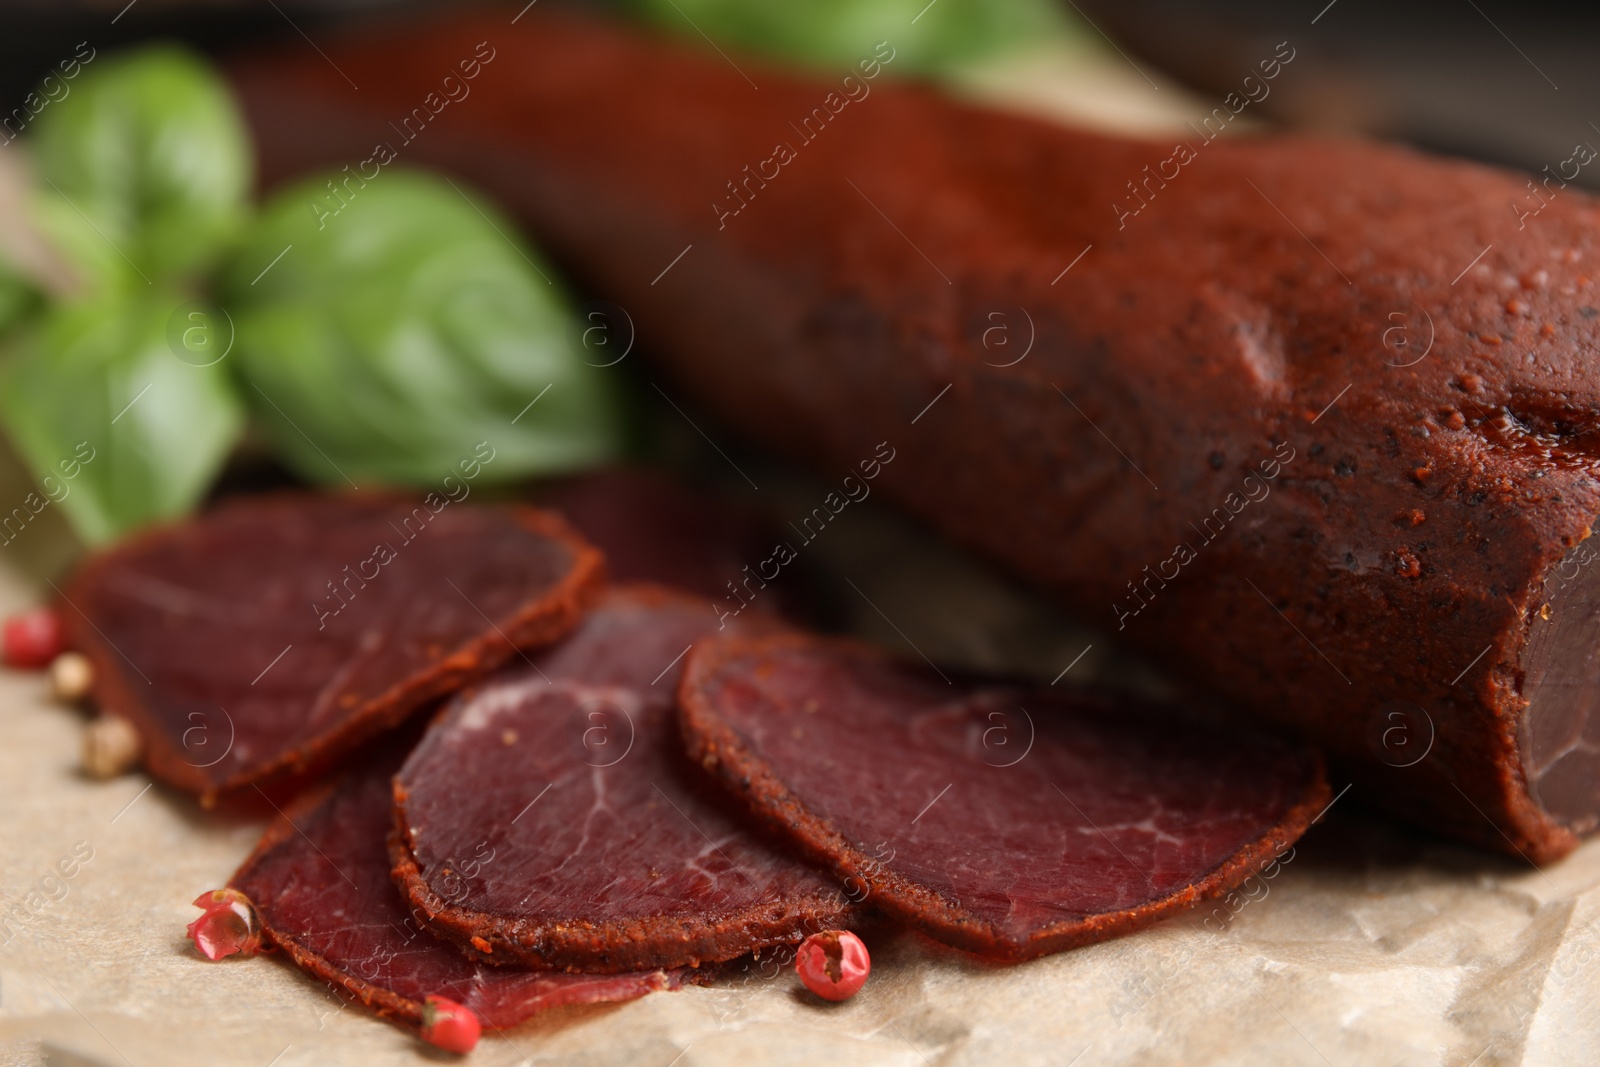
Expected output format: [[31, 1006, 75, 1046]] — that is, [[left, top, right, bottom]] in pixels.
[[231, 10, 1600, 861], [679, 634, 1330, 961], [59, 492, 601, 804], [391, 585, 852, 972], [530, 468, 811, 619], [231, 741, 686, 1032]]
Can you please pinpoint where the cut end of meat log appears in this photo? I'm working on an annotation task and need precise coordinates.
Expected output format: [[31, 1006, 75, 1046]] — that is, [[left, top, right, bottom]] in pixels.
[[390, 585, 856, 973], [58, 492, 603, 804], [679, 633, 1330, 962], [1522, 534, 1600, 841]]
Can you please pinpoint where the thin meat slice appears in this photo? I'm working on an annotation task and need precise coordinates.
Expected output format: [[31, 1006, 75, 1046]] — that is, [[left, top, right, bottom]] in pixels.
[[60, 492, 601, 804], [679, 634, 1330, 961], [530, 468, 813, 620], [391, 585, 852, 973], [231, 742, 687, 1032]]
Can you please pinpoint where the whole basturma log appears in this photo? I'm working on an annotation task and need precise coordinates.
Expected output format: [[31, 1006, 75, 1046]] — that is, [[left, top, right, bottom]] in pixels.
[[233, 14, 1600, 861], [60, 493, 601, 803]]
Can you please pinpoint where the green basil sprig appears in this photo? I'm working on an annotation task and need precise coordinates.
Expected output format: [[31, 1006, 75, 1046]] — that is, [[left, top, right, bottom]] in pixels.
[[0, 46, 252, 544], [219, 170, 620, 486], [0, 44, 620, 545], [0, 263, 40, 338], [0, 293, 244, 543], [31, 44, 251, 287]]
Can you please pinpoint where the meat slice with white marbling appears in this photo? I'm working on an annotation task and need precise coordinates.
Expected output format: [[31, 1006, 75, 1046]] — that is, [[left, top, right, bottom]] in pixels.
[[391, 586, 854, 972], [231, 740, 685, 1033], [679, 633, 1329, 961]]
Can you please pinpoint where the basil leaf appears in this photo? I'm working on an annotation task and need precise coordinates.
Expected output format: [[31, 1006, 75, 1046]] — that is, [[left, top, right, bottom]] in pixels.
[[219, 169, 621, 486], [626, 0, 1069, 75], [30, 45, 251, 286], [0, 261, 41, 338], [0, 293, 245, 543]]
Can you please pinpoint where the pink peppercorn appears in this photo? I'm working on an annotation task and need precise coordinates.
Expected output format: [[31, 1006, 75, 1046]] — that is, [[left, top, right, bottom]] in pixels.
[[3, 609, 64, 670], [796, 929, 870, 1001], [420, 995, 481, 1054], [186, 888, 262, 960]]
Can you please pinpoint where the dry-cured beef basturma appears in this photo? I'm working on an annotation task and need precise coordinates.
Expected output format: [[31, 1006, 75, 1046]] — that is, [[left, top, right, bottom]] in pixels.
[[231, 742, 687, 1032], [530, 468, 810, 619], [232, 13, 1600, 861], [680, 634, 1329, 960], [60, 492, 601, 803], [391, 585, 853, 973]]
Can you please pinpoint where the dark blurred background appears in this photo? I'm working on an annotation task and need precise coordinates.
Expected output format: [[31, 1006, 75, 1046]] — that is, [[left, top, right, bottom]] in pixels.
[[3, 0, 1598, 185]]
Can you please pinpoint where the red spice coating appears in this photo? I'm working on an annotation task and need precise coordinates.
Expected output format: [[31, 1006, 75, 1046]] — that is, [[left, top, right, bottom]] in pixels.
[[229, 12, 1600, 861], [58, 492, 602, 805], [679, 633, 1329, 961]]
